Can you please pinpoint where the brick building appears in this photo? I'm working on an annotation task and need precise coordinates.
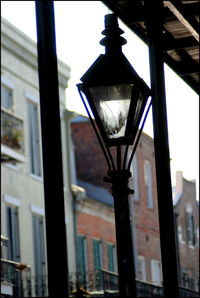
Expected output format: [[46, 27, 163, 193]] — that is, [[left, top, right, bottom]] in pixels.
[[173, 171, 199, 291], [71, 115, 162, 285]]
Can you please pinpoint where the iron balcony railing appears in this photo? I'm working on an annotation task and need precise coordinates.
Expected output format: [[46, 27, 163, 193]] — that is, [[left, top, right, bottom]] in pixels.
[[0, 267, 199, 297], [68, 270, 164, 297], [1, 259, 31, 297], [1, 109, 24, 153]]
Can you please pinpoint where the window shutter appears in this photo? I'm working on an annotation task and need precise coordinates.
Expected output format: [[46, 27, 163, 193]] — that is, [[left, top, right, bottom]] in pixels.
[[14, 208, 20, 262], [28, 101, 41, 176], [93, 239, 102, 271], [7, 207, 13, 260], [151, 260, 162, 285], [144, 160, 153, 208], [33, 215, 46, 276], [1, 85, 13, 109], [77, 235, 87, 272], [133, 155, 139, 200], [191, 215, 196, 246], [186, 212, 196, 246], [129, 155, 139, 201], [137, 256, 146, 282], [108, 244, 115, 272], [6, 206, 20, 262], [39, 218, 46, 275]]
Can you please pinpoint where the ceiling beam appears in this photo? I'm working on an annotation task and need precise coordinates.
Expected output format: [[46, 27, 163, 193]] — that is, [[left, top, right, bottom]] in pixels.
[[178, 63, 199, 76], [103, 0, 199, 24], [163, 36, 199, 50], [101, 0, 199, 94], [164, 0, 199, 41], [164, 54, 199, 94]]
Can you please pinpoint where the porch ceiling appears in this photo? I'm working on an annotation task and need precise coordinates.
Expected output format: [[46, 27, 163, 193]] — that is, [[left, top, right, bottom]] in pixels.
[[101, 0, 199, 94]]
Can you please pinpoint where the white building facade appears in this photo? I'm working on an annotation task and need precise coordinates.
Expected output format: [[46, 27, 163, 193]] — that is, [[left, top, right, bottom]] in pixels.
[[1, 17, 77, 295]]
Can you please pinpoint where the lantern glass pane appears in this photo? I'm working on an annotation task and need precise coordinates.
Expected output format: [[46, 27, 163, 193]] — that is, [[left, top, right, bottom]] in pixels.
[[89, 84, 133, 139], [133, 91, 144, 127]]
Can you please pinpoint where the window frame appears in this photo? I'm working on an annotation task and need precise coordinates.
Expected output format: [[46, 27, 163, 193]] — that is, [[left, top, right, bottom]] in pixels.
[[107, 242, 117, 273], [26, 95, 42, 177], [185, 211, 196, 247], [1, 77, 14, 111], [144, 159, 153, 209], [77, 235, 88, 273], [137, 255, 146, 282], [6, 205, 21, 262], [32, 214, 46, 277], [93, 238, 103, 271], [150, 259, 163, 286], [129, 154, 140, 201]]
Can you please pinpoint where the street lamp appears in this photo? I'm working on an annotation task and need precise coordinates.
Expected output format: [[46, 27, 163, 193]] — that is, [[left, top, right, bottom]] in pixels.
[[77, 13, 151, 297]]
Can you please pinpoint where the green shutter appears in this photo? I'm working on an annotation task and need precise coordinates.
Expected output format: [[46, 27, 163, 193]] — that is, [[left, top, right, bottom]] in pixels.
[[93, 239, 102, 271], [108, 244, 115, 272], [77, 235, 87, 272]]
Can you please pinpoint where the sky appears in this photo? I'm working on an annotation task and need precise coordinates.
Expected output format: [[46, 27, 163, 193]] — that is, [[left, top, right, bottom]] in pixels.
[[1, 1, 199, 197]]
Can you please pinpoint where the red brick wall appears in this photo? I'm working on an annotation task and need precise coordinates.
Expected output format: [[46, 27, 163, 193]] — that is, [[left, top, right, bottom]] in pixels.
[[72, 119, 162, 281], [77, 204, 116, 271], [72, 121, 109, 190]]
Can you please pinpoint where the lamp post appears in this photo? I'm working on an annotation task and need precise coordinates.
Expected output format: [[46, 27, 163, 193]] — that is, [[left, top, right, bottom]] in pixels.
[[77, 14, 151, 297]]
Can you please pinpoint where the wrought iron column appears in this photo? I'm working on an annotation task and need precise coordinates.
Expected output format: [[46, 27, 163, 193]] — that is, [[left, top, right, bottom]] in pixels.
[[35, 1, 69, 297], [145, 0, 179, 296], [105, 170, 137, 297]]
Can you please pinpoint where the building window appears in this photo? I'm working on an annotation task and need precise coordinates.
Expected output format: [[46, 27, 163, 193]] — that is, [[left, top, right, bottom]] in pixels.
[[1, 84, 13, 110], [32, 215, 46, 277], [150, 259, 162, 286], [181, 270, 190, 289], [107, 243, 117, 272], [185, 212, 196, 246], [129, 155, 139, 201], [137, 256, 146, 282], [32, 215, 46, 297], [6, 206, 20, 262], [93, 239, 103, 271], [77, 235, 87, 272], [178, 225, 185, 243], [144, 160, 153, 208], [180, 217, 186, 242], [196, 228, 199, 247], [27, 101, 41, 176]]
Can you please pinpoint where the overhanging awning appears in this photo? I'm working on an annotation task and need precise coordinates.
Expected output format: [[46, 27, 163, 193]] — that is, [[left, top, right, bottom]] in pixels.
[[101, 0, 199, 94]]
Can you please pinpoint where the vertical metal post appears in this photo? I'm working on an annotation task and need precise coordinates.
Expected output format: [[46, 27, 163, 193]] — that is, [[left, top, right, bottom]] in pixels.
[[145, 0, 179, 296], [107, 170, 137, 297], [35, 2, 69, 297]]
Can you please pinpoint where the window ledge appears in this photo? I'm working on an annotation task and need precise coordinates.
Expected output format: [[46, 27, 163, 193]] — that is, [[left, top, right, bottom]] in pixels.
[[188, 244, 196, 249], [29, 173, 43, 182]]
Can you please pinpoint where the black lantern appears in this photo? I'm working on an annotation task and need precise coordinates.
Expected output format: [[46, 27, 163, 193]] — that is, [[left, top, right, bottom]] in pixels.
[[77, 14, 151, 149], [77, 14, 152, 298]]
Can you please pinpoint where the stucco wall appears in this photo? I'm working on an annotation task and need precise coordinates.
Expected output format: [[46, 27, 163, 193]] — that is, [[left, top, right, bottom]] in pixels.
[[1, 17, 76, 275]]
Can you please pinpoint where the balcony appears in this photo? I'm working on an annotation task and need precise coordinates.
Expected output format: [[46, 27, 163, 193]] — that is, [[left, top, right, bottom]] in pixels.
[[1, 109, 25, 163], [1, 259, 31, 297], [1, 269, 198, 297]]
